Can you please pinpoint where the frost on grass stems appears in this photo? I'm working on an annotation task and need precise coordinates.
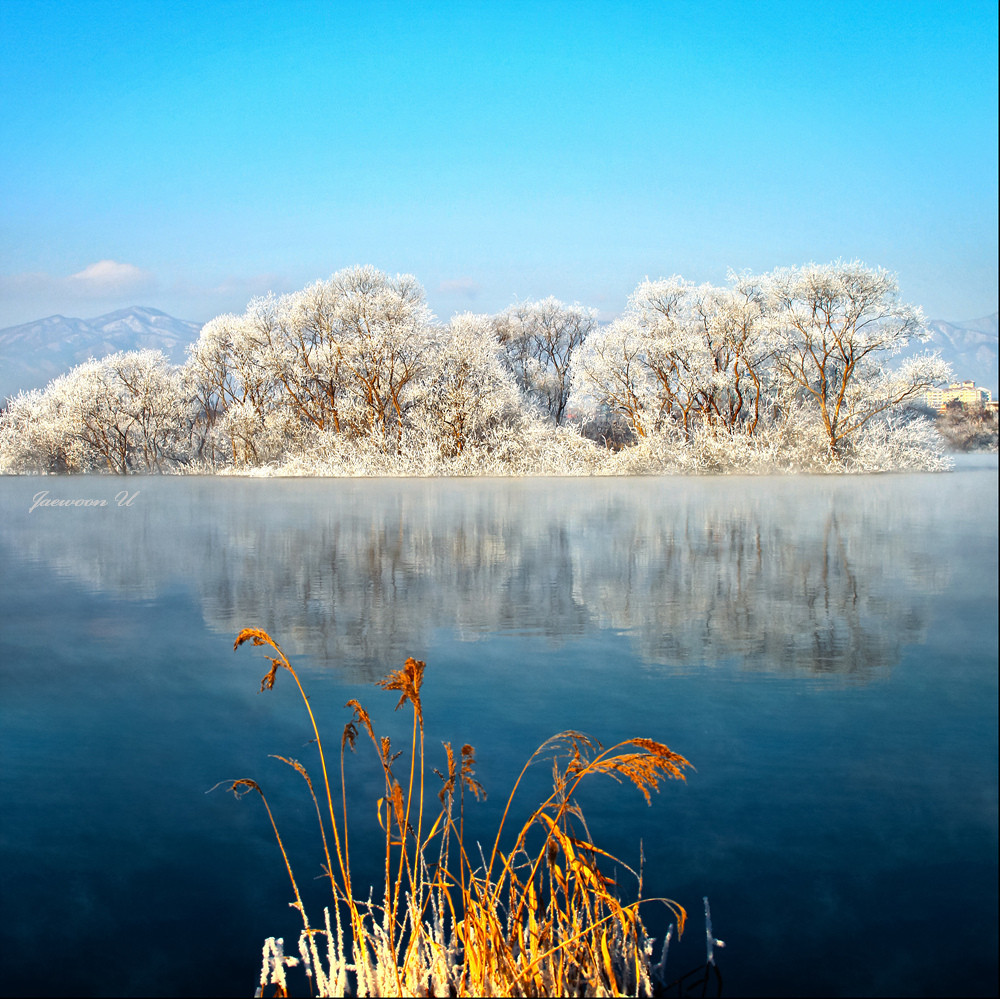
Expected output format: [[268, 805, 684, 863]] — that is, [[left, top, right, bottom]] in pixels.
[[225, 626, 697, 997]]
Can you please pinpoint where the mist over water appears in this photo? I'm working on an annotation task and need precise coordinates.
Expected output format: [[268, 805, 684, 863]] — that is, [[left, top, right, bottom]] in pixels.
[[2, 472, 967, 677], [1, 461, 996, 996]]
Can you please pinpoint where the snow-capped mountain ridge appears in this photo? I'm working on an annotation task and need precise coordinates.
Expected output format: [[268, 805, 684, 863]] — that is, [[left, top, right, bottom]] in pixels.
[[0, 306, 203, 402], [919, 313, 998, 395]]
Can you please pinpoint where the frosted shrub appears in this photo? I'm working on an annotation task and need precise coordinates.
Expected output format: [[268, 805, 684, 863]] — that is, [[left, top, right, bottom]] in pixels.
[[846, 413, 951, 472], [600, 426, 690, 475]]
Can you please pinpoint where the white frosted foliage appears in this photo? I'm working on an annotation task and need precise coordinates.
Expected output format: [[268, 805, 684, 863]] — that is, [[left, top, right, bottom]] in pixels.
[[493, 296, 599, 424], [0, 261, 957, 475]]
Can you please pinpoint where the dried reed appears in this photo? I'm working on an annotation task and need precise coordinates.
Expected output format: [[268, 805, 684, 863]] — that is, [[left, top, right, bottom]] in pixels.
[[228, 627, 692, 997]]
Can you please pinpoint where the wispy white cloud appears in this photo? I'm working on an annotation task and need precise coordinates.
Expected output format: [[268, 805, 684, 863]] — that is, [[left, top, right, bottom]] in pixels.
[[67, 260, 155, 295], [0, 260, 159, 325], [0, 260, 156, 301]]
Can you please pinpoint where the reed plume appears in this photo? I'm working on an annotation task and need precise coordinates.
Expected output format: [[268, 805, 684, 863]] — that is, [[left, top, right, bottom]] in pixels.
[[229, 627, 692, 997]]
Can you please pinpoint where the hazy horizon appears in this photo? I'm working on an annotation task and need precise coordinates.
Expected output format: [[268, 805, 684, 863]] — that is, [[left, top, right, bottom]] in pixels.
[[2, 299, 999, 333]]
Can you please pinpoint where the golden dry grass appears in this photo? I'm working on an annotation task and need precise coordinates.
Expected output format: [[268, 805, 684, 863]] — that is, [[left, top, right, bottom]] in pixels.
[[228, 627, 692, 997]]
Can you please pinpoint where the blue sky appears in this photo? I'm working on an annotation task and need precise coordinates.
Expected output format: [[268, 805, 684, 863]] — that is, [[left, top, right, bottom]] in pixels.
[[1, 0, 996, 328]]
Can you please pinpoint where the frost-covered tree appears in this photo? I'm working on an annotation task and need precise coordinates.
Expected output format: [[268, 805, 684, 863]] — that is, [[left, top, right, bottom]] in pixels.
[[68, 351, 192, 472], [618, 277, 696, 434], [184, 309, 281, 464], [0, 384, 91, 472], [0, 350, 193, 473], [685, 276, 774, 434], [321, 265, 432, 445], [494, 297, 598, 423], [605, 277, 775, 438], [759, 261, 951, 456], [188, 309, 280, 418], [571, 316, 657, 439], [262, 266, 433, 447], [414, 312, 526, 456], [571, 277, 770, 440], [97, 350, 193, 471], [183, 267, 435, 462], [255, 280, 350, 433]]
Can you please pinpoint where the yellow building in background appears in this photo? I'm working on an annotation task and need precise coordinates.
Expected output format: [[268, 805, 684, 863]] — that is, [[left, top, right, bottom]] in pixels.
[[924, 380, 993, 410]]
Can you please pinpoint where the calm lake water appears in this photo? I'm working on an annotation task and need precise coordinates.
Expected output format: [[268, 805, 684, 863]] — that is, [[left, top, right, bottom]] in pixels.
[[1, 460, 997, 997]]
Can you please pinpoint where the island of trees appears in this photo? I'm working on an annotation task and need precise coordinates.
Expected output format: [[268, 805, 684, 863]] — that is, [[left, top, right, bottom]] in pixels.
[[0, 261, 955, 475]]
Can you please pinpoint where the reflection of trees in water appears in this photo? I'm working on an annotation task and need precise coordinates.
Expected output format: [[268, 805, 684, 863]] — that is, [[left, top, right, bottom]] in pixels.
[[199, 495, 593, 677], [570, 496, 943, 678], [2, 476, 952, 680]]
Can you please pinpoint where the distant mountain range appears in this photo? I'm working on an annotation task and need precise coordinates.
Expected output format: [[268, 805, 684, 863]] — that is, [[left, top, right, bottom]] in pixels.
[[0, 305, 997, 405], [915, 314, 998, 396], [0, 307, 202, 403]]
